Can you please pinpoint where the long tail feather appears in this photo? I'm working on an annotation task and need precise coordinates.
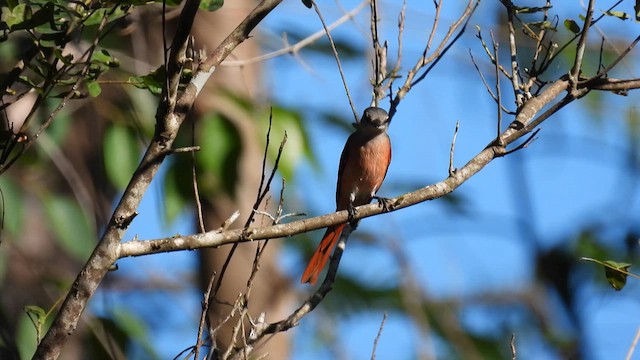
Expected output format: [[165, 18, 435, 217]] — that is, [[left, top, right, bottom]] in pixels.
[[301, 224, 347, 284]]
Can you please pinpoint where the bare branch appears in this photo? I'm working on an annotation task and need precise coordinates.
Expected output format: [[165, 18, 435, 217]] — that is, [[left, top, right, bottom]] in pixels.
[[570, 0, 595, 87], [370, 312, 387, 360], [312, 0, 358, 123], [475, 29, 512, 80], [582, 35, 640, 85], [389, 0, 478, 119], [34, 0, 284, 357], [0, 8, 117, 174], [192, 119, 206, 234], [117, 71, 640, 262], [370, 0, 383, 105], [449, 121, 459, 177], [490, 30, 503, 141], [500, 0, 524, 107], [209, 111, 287, 317], [469, 50, 514, 115], [194, 272, 217, 360], [222, 1, 368, 67]]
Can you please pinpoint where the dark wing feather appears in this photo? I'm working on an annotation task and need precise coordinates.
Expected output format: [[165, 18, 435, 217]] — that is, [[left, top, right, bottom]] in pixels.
[[335, 132, 355, 208]]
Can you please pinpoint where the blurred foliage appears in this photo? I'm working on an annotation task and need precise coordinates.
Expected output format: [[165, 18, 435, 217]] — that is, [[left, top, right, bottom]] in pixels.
[[163, 92, 313, 224], [0, 1, 231, 358], [0, 0, 128, 287], [103, 123, 141, 190], [42, 194, 95, 261], [85, 310, 159, 360], [0, 0, 639, 359]]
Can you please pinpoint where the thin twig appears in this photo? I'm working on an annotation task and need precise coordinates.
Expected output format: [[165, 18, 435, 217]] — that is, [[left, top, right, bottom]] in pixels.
[[570, 0, 595, 91], [370, 312, 388, 360], [502, 0, 523, 107], [0, 7, 116, 175], [469, 50, 495, 96], [475, 29, 512, 80], [35, 0, 284, 357], [448, 121, 459, 177], [625, 327, 640, 360], [490, 30, 502, 142], [425, 0, 443, 56], [116, 75, 640, 259], [389, 0, 406, 98], [371, 0, 382, 105], [389, 0, 478, 119], [581, 35, 640, 86], [192, 118, 206, 233], [502, 128, 539, 156], [539, 0, 625, 75], [312, 0, 358, 123], [222, 1, 368, 67], [510, 333, 516, 360], [194, 272, 217, 360]]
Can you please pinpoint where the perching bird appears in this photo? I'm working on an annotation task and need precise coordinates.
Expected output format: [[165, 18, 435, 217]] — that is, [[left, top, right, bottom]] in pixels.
[[301, 107, 392, 284]]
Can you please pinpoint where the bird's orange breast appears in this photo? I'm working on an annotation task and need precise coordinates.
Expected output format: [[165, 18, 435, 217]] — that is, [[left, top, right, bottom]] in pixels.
[[336, 132, 391, 210]]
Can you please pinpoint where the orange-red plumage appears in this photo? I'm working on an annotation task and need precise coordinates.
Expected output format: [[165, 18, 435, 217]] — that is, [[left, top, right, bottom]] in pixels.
[[301, 107, 391, 284], [300, 223, 346, 284]]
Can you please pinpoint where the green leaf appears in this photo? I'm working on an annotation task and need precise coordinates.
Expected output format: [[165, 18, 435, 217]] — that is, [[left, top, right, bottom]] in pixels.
[[86, 309, 157, 359], [43, 195, 95, 261], [5, 4, 28, 29], [86, 80, 101, 97], [0, 176, 24, 234], [53, 48, 74, 65], [198, 114, 240, 195], [91, 49, 119, 68], [604, 10, 629, 20], [635, 0, 640, 21], [112, 309, 157, 357], [5, 3, 55, 31], [17, 311, 39, 358], [104, 123, 140, 190], [163, 165, 189, 224], [513, 6, 552, 14], [527, 20, 556, 31], [47, 108, 71, 144], [603, 260, 631, 291], [563, 19, 580, 34], [327, 276, 403, 313], [129, 67, 164, 95], [200, 0, 223, 11], [24, 305, 46, 324], [82, 7, 128, 27]]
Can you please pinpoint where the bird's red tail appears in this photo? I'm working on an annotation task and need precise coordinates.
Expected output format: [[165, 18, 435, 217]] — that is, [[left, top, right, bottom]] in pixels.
[[301, 223, 347, 284]]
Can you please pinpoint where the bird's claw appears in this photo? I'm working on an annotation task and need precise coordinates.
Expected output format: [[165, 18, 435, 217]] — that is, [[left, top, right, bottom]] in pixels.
[[373, 196, 394, 212], [347, 204, 359, 229]]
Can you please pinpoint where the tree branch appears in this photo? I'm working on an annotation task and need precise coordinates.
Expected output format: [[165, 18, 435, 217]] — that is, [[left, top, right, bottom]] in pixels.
[[33, 1, 283, 358]]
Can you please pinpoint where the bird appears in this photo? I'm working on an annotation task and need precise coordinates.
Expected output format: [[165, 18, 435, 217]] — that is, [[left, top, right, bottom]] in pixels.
[[301, 107, 392, 284]]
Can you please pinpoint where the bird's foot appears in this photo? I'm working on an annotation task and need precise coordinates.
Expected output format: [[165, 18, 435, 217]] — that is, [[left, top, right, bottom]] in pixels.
[[373, 196, 395, 212], [347, 204, 359, 229]]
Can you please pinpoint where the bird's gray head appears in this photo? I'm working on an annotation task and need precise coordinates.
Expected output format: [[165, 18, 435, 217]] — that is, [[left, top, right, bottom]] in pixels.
[[359, 107, 389, 133]]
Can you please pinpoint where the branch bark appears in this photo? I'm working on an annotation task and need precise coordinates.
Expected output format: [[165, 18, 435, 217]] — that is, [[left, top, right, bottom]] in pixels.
[[118, 77, 640, 259], [33, 0, 283, 358]]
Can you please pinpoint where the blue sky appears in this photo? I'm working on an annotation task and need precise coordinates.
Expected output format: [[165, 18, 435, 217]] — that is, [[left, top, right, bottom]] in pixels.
[[93, 1, 640, 359]]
